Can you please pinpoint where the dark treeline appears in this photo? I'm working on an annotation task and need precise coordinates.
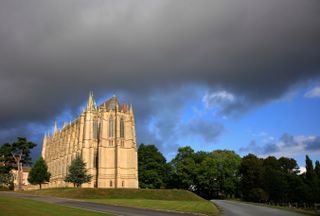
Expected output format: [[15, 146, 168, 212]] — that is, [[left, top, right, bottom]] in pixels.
[[138, 144, 320, 205]]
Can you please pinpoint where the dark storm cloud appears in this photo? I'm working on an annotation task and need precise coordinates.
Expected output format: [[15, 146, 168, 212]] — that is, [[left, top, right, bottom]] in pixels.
[[0, 0, 320, 154]]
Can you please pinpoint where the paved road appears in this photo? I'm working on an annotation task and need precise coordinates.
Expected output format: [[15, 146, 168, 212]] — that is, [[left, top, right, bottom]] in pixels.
[[0, 191, 195, 216], [212, 200, 305, 216]]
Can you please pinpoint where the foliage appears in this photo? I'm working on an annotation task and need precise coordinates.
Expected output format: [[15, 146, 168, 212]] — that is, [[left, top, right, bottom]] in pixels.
[[304, 156, 320, 202], [138, 144, 169, 189], [28, 157, 51, 189], [239, 154, 263, 200], [0, 172, 13, 189], [0, 137, 36, 190], [64, 154, 92, 187], [169, 146, 197, 190], [247, 188, 268, 202], [196, 150, 241, 199], [315, 160, 320, 177], [239, 153, 320, 205], [0, 137, 36, 170]]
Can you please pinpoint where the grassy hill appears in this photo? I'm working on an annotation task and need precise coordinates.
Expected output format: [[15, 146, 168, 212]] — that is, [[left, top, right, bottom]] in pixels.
[[24, 188, 219, 215], [0, 195, 112, 216], [24, 188, 203, 200]]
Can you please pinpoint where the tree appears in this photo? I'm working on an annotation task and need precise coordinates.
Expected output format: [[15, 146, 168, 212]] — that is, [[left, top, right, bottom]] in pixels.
[[196, 154, 219, 198], [0, 137, 36, 170], [138, 144, 169, 189], [28, 157, 50, 189], [169, 146, 197, 190], [0, 172, 13, 189], [196, 150, 241, 199], [262, 156, 287, 203], [239, 154, 264, 201], [315, 160, 320, 203], [0, 137, 36, 190], [306, 155, 315, 181], [277, 157, 300, 203], [279, 157, 299, 174], [304, 155, 319, 203], [314, 160, 320, 177], [288, 174, 310, 203], [64, 154, 92, 187], [213, 150, 241, 198]]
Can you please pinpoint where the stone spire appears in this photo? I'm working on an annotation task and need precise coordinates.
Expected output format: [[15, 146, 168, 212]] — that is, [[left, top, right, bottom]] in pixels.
[[53, 121, 58, 134], [42, 133, 47, 158], [86, 92, 96, 111], [129, 104, 133, 113]]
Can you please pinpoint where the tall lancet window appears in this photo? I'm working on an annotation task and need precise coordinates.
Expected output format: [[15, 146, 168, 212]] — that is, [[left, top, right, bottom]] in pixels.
[[120, 118, 125, 147], [109, 117, 114, 137], [93, 120, 99, 140], [109, 117, 114, 146], [120, 118, 125, 138]]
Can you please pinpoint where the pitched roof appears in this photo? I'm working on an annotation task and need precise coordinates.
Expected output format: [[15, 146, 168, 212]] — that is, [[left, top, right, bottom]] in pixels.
[[99, 95, 119, 110]]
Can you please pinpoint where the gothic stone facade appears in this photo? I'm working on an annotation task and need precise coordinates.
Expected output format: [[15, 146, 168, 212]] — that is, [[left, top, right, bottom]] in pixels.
[[41, 93, 138, 188]]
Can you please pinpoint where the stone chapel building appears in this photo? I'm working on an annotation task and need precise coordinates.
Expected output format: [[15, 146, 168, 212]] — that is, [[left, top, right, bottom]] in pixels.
[[41, 93, 138, 188]]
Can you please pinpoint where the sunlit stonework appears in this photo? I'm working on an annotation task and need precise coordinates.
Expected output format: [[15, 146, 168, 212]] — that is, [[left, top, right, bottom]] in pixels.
[[41, 93, 138, 188]]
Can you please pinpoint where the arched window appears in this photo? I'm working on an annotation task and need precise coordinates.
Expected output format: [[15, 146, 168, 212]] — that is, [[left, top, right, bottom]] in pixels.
[[120, 118, 124, 138], [122, 180, 125, 188], [110, 180, 113, 187], [109, 117, 114, 138], [93, 120, 99, 139]]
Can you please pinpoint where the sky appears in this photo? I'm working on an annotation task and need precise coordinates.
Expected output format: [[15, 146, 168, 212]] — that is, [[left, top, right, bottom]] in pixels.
[[0, 0, 320, 167]]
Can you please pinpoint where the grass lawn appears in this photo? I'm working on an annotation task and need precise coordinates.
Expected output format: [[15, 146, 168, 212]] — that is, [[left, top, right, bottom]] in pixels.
[[86, 198, 218, 216], [0, 195, 112, 216], [23, 188, 219, 215], [228, 199, 320, 216]]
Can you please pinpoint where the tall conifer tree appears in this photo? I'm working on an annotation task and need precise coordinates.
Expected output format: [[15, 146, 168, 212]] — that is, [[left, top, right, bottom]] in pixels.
[[65, 155, 92, 187], [28, 157, 50, 189]]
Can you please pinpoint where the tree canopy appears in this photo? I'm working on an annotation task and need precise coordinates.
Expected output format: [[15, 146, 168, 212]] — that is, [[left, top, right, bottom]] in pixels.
[[169, 146, 197, 190], [196, 150, 241, 199], [0, 137, 36, 189], [138, 144, 320, 204], [0, 137, 36, 170], [138, 144, 169, 189]]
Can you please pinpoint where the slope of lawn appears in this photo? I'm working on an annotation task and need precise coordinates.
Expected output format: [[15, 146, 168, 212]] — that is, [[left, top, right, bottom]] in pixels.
[[0, 195, 112, 216], [23, 188, 219, 215], [88, 198, 217, 216]]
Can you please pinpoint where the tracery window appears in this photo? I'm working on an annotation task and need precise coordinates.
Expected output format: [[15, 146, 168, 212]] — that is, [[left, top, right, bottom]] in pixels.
[[120, 118, 124, 138], [93, 120, 99, 139], [109, 117, 114, 138]]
